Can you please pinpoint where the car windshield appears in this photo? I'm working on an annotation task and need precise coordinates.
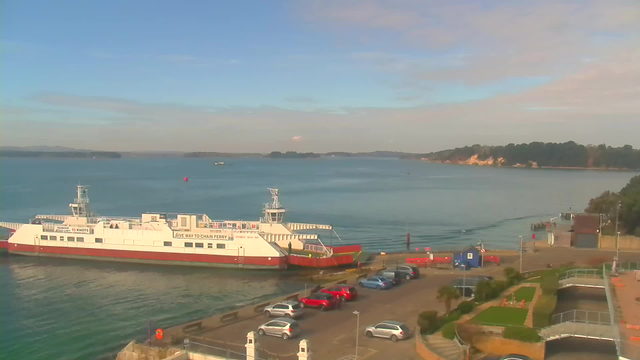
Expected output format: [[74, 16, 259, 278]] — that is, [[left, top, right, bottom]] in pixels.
[[289, 322, 299, 328], [400, 324, 410, 332], [292, 303, 302, 310]]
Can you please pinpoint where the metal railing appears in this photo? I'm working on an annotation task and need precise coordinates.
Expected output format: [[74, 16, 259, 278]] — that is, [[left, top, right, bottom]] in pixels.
[[551, 309, 611, 325], [184, 339, 271, 360], [558, 268, 602, 280]]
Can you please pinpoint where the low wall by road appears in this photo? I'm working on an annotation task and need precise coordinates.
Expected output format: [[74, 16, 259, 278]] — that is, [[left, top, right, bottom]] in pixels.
[[472, 336, 545, 360], [599, 235, 640, 251]]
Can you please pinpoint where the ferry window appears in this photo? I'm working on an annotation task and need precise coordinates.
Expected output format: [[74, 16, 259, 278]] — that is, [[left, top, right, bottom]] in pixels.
[[159, 214, 166, 220], [195, 243, 204, 248], [68, 237, 75, 242], [216, 243, 225, 249], [49, 236, 57, 241], [77, 237, 84, 242], [151, 216, 157, 222], [185, 242, 193, 247], [40, 235, 48, 240], [181, 217, 187, 227], [60, 236, 64, 241], [95, 238, 103, 243], [163, 241, 172, 247], [207, 243, 213, 248]]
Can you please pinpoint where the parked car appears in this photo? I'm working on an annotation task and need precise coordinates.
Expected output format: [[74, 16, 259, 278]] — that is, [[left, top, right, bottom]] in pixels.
[[299, 292, 337, 311], [257, 317, 300, 340], [320, 285, 358, 301], [364, 320, 411, 342], [263, 300, 304, 319], [359, 276, 393, 290], [377, 270, 402, 285], [394, 265, 420, 280]]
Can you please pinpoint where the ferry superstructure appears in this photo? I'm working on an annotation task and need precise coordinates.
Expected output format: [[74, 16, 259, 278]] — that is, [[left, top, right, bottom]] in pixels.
[[0, 186, 335, 270]]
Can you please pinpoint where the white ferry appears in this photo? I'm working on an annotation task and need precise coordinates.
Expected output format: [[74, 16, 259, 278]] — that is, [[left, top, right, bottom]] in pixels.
[[0, 186, 337, 270]]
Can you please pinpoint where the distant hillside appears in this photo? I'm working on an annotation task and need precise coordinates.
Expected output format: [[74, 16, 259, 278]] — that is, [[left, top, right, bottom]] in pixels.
[[264, 151, 321, 159], [1, 145, 93, 152], [184, 152, 263, 158], [325, 151, 412, 158], [1, 150, 122, 158], [407, 142, 640, 169]]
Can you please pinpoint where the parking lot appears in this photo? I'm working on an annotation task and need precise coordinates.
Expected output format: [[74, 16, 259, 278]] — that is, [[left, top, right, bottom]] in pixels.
[[193, 273, 459, 360]]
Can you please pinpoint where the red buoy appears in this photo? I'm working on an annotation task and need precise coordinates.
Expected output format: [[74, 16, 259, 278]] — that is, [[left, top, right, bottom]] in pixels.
[[183, 177, 189, 182]]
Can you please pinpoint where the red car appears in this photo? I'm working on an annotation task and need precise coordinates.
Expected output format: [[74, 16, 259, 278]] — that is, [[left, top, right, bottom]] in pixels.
[[321, 285, 358, 301], [299, 292, 337, 311]]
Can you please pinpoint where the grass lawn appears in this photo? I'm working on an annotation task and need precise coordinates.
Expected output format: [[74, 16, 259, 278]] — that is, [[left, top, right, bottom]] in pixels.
[[524, 276, 542, 283], [471, 306, 529, 326], [514, 287, 536, 302]]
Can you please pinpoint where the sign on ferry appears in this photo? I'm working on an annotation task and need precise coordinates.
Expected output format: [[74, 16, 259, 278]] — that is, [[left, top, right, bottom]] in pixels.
[[173, 232, 228, 240], [55, 226, 91, 234]]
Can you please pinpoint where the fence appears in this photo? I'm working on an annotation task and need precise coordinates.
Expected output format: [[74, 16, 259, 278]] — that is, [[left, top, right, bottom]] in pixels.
[[551, 310, 611, 326], [185, 340, 248, 360], [558, 268, 602, 280], [603, 264, 624, 358]]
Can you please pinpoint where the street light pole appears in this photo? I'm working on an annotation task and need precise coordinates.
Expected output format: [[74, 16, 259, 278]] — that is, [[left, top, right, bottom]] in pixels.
[[462, 264, 466, 299], [615, 202, 621, 262], [353, 310, 360, 360], [519, 236, 523, 273]]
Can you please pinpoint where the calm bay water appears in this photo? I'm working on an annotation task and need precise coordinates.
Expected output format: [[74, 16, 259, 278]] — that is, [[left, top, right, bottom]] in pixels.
[[1, 157, 636, 359]]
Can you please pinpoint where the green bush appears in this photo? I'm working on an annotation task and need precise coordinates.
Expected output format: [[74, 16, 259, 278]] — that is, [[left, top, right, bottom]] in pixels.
[[456, 300, 475, 314], [474, 280, 490, 302], [532, 294, 557, 328], [417, 310, 440, 334], [490, 280, 508, 297], [540, 273, 559, 295], [443, 311, 461, 324], [503, 267, 522, 286], [441, 322, 456, 340], [503, 326, 541, 343]]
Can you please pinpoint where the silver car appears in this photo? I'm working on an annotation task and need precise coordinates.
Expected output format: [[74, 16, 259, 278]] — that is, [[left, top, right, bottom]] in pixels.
[[257, 317, 301, 340], [263, 301, 304, 319], [364, 320, 411, 342]]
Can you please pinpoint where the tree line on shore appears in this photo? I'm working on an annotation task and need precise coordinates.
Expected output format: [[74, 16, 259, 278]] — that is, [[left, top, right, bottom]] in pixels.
[[585, 175, 640, 236], [411, 141, 640, 169]]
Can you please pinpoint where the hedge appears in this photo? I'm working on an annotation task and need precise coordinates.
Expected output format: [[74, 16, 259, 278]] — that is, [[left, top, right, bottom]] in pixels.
[[503, 326, 541, 343], [532, 294, 557, 328], [441, 322, 456, 340], [443, 310, 461, 324], [540, 272, 559, 296], [417, 310, 440, 334], [457, 301, 475, 314]]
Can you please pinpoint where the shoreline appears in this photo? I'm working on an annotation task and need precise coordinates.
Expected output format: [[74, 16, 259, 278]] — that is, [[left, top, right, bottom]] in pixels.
[[417, 159, 637, 171]]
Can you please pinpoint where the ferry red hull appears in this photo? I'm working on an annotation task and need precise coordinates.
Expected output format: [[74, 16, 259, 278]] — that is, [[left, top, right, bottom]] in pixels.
[[7, 243, 287, 270]]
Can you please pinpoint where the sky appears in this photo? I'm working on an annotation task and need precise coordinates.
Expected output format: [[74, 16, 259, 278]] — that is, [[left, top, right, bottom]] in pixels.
[[1, 0, 639, 152]]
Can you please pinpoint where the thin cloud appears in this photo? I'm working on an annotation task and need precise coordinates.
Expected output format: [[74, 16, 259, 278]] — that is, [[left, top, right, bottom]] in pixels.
[[292, 136, 303, 142], [285, 97, 317, 104]]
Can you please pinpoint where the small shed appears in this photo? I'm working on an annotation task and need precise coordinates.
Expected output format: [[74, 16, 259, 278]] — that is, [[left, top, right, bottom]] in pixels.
[[453, 245, 482, 269]]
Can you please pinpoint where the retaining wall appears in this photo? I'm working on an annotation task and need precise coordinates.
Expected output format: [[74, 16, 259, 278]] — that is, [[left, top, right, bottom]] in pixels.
[[415, 333, 447, 360], [472, 336, 545, 360], [599, 235, 640, 251]]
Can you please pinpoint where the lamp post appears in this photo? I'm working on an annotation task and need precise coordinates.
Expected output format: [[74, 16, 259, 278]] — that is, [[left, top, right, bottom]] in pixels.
[[462, 264, 466, 299], [353, 310, 360, 360], [519, 236, 523, 273], [615, 201, 621, 262]]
